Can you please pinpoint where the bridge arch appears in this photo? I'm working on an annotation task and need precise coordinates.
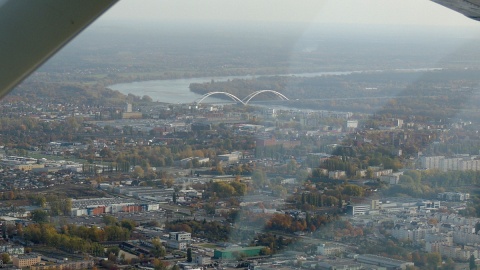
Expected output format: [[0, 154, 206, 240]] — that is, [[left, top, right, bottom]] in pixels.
[[242, 90, 289, 104], [195, 92, 245, 105]]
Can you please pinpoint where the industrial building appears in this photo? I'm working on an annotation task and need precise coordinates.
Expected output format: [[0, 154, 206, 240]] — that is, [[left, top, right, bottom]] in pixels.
[[70, 198, 159, 216], [30, 260, 95, 270], [346, 204, 370, 216], [356, 254, 414, 270], [213, 246, 266, 260], [217, 152, 241, 163], [113, 186, 175, 202]]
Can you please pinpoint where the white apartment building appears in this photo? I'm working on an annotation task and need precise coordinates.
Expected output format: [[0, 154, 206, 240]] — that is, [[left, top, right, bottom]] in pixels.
[[316, 243, 346, 256], [391, 224, 437, 243], [346, 205, 370, 216], [167, 240, 187, 250], [169, 232, 191, 242], [420, 155, 480, 172]]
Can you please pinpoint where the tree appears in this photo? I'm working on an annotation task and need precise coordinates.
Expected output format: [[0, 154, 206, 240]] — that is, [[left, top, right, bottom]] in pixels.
[[120, 219, 136, 231], [366, 168, 374, 179], [31, 209, 49, 223], [100, 147, 113, 158], [252, 169, 267, 187], [39, 197, 47, 208], [151, 238, 166, 258], [107, 251, 117, 262], [16, 223, 23, 237], [105, 246, 120, 257], [444, 258, 455, 270], [1, 253, 10, 264], [428, 218, 438, 225], [63, 198, 72, 215], [305, 214, 311, 227], [287, 159, 297, 174], [187, 248, 192, 262], [142, 95, 153, 102], [8, 191, 15, 200], [470, 254, 477, 270], [260, 247, 272, 256], [132, 166, 145, 179], [210, 182, 236, 198], [342, 184, 364, 197], [230, 181, 247, 196], [103, 215, 118, 226], [215, 163, 224, 175], [426, 252, 441, 269], [105, 225, 130, 241], [296, 169, 309, 182], [153, 258, 167, 270]]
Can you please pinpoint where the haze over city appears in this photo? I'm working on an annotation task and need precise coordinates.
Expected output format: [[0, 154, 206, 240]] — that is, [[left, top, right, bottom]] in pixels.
[[2, 1, 480, 270]]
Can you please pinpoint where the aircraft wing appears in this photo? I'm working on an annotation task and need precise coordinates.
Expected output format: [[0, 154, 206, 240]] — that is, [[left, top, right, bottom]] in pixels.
[[0, 0, 117, 99], [431, 0, 480, 21]]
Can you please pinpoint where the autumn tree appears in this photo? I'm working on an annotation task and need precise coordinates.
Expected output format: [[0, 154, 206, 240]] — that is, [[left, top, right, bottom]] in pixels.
[[150, 238, 166, 258], [1, 253, 10, 264], [132, 166, 145, 179]]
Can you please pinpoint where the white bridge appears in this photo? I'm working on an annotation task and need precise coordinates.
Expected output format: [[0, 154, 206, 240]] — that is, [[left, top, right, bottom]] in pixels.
[[194, 90, 289, 105]]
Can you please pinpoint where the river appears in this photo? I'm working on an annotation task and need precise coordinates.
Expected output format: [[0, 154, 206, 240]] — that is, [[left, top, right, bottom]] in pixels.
[[108, 68, 441, 104]]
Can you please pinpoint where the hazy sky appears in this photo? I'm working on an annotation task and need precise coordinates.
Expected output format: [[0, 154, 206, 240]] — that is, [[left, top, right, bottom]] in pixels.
[[98, 0, 480, 27]]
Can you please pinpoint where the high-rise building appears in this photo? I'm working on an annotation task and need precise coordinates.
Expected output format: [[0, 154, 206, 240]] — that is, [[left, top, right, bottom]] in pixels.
[[125, 102, 132, 113]]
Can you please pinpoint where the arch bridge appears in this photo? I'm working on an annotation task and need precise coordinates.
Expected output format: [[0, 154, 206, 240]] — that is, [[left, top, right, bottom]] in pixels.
[[194, 90, 289, 105]]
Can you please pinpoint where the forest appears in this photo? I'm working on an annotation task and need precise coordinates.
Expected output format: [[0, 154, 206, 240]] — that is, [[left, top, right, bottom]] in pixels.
[[190, 68, 480, 121]]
